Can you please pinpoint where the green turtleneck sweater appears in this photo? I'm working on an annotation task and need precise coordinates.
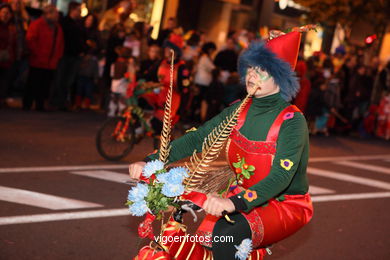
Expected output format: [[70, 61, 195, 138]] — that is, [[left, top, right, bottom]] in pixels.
[[146, 93, 309, 213]]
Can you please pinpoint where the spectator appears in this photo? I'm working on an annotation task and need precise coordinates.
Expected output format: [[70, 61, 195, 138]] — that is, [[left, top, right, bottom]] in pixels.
[[107, 46, 132, 117], [137, 44, 161, 82], [8, 0, 29, 97], [346, 65, 372, 131], [182, 31, 200, 70], [306, 79, 328, 135], [376, 91, 390, 140], [222, 72, 245, 107], [133, 21, 153, 60], [372, 61, 390, 105], [74, 42, 99, 111], [51, 1, 84, 110], [205, 68, 224, 120], [157, 17, 176, 46], [84, 13, 100, 51], [194, 41, 217, 122], [0, 3, 16, 108], [23, 4, 63, 111], [102, 23, 127, 108], [124, 31, 141, 58], [294, 57, 311, 113], [214, 38, 238, 73]]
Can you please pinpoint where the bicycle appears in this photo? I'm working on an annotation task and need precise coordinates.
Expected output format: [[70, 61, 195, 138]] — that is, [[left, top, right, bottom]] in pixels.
[[95, 81, 161, 161]]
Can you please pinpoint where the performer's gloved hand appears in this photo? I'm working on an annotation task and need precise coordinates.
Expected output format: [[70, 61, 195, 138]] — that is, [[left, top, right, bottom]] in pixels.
[[203, 192, 235, 217], [128, 161, 146, 179]]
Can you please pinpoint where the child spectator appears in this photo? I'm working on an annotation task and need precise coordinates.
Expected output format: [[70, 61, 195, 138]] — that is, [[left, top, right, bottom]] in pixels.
[[107, 46, 133, 117], [137, 44, 161, 82], [74, 41, 99, 110]]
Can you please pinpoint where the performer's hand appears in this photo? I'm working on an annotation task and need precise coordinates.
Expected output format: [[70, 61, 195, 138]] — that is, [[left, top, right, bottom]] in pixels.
[[203, 193, 235, 217], [128, 161, 146, 179]]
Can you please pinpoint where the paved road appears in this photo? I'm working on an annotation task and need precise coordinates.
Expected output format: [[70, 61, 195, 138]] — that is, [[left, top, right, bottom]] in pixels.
[[1, 109, 389, 260]]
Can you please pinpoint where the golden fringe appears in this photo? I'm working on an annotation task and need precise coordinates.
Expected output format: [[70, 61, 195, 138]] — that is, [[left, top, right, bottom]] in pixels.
[[191, 166, 234, 194], [158, 50, 174, 163], [184, 92, 252, 190]]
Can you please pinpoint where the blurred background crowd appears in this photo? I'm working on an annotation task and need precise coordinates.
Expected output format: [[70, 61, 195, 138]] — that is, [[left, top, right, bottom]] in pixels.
[[0, 0, 389, 140]]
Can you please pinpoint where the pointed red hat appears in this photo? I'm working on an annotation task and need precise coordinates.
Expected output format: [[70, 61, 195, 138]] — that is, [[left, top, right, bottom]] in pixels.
[[266, 31, 301, 70]]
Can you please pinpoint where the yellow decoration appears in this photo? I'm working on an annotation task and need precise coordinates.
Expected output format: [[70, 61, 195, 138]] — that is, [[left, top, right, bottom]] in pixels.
[[280, 159, 293, 171]]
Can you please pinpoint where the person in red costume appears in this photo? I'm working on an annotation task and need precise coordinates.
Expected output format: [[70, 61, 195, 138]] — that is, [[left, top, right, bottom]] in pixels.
[[130, 30, 313, 260], [294, 56, 311, 113], [141, 34, 190, 148]]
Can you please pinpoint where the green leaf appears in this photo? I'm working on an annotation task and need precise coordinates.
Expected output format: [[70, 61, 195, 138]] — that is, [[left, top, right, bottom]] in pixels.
[[240, 158, 245, 167], [248, 165, 255, 171], [242, 170, 251, 179], [232, 162, 240, 168]]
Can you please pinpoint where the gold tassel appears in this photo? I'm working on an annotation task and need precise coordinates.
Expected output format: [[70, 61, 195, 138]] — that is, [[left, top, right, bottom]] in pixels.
[[158, 50, 175, 164]]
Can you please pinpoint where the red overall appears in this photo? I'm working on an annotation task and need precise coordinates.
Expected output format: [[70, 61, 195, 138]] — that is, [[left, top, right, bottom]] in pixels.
[[197, 100, 313, 248]]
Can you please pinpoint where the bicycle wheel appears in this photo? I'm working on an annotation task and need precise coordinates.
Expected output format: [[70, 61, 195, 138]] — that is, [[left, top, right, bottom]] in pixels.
[[96, 117, 136, 161]]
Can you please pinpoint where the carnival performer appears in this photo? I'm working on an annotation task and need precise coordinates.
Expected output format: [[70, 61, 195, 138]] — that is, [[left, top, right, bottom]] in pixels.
[[129, 30, 313, 260], [141, 34, 190, 147]]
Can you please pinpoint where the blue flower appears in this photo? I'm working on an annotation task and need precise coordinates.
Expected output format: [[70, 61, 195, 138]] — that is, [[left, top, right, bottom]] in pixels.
[[128, 183, 149, 202], [157, 167, 188, 184], [161, 183, 185, 197], [129, 200, 149, 216], [168, 167, 189, 179], [142, 160, 165, 178], [234, 238, 253, 260]]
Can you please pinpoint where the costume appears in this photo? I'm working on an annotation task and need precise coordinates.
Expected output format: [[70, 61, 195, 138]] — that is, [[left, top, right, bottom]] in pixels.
[[141, 36, 190, 128], [142, 30, 313, 260]]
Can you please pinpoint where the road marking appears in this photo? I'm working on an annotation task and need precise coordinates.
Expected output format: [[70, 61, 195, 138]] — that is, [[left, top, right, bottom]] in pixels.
[[70, 170, 335, 195], [0, 186, 102, 210], [1, 154, 389, 173], [309, 154, 390, 162], [309, 185, 335, 194], [307, 167, 390, 190], [1, 191, 390, 225], [0, 164, 129, 173], [71, 170, 129, 183], [311, 192, 390, 202], [0, 208, 129, 225], [334, 161, 390, 175]]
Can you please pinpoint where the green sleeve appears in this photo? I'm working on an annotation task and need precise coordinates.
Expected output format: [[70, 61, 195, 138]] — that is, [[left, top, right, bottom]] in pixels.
[[235, 113, 309, 212], [145, 102, 240, 163]]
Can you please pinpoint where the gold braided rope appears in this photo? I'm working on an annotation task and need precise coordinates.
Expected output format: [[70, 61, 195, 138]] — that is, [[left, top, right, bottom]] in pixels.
[[158, 50, 175, 163], [184, 88, 257, 191]]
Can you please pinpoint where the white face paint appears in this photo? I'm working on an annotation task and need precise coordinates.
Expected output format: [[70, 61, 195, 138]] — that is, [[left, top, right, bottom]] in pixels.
[[245, 67, 280, 98]]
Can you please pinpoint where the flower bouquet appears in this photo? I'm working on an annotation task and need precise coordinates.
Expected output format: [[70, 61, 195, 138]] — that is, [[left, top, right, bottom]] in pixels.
[[126, 160, 189, 218]]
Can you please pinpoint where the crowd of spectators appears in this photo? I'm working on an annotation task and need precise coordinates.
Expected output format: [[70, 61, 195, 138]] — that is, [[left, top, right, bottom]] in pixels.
[[0, 0, 389, 140]]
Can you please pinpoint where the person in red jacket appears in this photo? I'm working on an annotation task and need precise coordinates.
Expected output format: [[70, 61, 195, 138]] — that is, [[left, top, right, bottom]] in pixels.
[[23, 4, 64, 111]]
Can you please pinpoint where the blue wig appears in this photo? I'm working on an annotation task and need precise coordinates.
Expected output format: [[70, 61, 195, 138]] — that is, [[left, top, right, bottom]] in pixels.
[[237, 41, 300, 102]]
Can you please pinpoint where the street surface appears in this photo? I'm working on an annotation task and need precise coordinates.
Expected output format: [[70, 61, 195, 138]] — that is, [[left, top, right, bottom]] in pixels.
[[1, 109, 389, 260]]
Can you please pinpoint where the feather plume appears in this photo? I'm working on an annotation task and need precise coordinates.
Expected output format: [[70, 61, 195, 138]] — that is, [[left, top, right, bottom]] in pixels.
[[158, 50, 175, 163], [184, 93, 253, 190]]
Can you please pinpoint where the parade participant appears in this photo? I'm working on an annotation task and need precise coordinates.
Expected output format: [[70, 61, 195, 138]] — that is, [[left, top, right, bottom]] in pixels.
[[129, 30, 313, 260], [141, 34, 190, 147]]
